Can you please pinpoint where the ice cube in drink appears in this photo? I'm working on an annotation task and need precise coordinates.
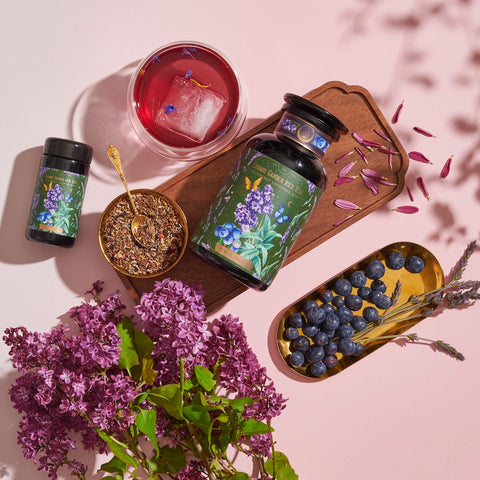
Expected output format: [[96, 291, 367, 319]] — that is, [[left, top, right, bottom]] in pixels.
[[156, 76, 226, 143]]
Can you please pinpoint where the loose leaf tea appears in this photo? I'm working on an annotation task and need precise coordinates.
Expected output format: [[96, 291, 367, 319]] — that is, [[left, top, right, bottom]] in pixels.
[[101, 193, 185, 276]]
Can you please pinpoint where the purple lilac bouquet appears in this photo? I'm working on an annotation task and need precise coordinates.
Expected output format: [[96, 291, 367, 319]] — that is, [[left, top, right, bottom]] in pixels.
[[4, 279, 296, 480]]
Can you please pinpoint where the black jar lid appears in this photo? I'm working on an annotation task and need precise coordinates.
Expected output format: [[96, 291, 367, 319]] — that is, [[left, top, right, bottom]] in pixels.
[[43, 137, 94, 164], [282, 94, 348, 141]]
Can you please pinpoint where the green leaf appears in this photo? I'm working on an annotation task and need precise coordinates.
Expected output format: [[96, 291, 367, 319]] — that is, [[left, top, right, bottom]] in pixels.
[[116, 318, 140, 371], [95, 429, 138, 470], [134, 329, 154, 358], [99, 455, 126, 474], [238, 418, 270, 436], [148, 445, 186, 474], [229, 397, 253, 411], [135, 408, 159, 455], [148, 385, 184, 420], [183, 404, 212, 434], [231, 473, 250, 480], [264, 451, 298, 480], [194, 365, 216, 391], [139, 356, 157, 385]]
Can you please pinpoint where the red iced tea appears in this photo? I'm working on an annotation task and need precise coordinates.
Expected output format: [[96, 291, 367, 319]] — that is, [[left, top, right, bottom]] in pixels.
[[131, 43, 241, 148]]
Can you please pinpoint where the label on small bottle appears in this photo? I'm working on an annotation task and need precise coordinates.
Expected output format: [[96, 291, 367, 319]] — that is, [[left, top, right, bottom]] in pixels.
[[191, 148, 323, 286], [27, 167, 88, 238]]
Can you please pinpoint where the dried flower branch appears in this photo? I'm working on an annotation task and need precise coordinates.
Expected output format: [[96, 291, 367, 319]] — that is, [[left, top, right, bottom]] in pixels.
[[354, 241, 479, 361]]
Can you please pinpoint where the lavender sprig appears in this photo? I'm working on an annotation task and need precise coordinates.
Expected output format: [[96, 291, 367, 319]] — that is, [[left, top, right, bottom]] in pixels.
[[353, 241, 479, 360]]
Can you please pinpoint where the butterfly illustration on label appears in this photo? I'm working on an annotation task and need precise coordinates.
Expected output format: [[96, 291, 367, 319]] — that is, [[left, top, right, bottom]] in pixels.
[[245, 176, 263, 191], [274, 203, 291, 224]]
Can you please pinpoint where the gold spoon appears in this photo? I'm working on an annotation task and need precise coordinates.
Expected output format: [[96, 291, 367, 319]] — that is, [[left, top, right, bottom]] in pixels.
[[106, 144, 156, 248]]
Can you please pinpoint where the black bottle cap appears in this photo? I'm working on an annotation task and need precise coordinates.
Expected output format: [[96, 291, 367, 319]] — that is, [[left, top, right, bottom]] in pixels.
[[282, 94, 348, 141], [43, 137, 94, 164]]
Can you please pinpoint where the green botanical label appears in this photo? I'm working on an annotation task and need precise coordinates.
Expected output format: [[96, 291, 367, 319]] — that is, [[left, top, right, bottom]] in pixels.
[[27, 167, 88, 238], [191, 148, 323, 286]]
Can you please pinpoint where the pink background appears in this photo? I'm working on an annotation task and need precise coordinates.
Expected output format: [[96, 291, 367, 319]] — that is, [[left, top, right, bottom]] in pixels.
[[1, 1, 480, 479]]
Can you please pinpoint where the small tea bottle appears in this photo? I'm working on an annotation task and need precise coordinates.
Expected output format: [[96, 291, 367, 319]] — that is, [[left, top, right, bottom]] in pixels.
[[26, 137, 93, 247], [190, 93, 348, 290]]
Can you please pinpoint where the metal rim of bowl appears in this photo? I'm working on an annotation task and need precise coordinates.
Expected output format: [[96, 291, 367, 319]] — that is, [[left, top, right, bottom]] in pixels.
[[98, 188, 188, 279]]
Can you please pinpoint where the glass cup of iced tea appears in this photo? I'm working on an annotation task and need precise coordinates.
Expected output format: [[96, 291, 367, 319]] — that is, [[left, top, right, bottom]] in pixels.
[[127, 41, 247, 161]]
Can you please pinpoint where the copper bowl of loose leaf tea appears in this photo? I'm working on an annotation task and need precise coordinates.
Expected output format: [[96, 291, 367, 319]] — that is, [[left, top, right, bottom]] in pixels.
[[98, 189, 188, 278]]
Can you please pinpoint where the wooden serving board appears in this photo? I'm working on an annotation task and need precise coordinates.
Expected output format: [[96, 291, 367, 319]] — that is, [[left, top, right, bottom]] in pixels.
[[118, 81, 409, 312]]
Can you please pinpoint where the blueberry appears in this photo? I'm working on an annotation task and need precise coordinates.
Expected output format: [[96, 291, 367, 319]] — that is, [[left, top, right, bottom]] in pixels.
[[375, 294, 392, 310], [223, 234, 234, 245], [405, 255, 425, 273], [371, 279, 386, 293], [224, 222, 234, 230], [290, 351, 305, 367], [365, 260, 385, 280], [284, 327, 299, 341], [336, 324, 354, 338], [358, 286, 372, 300], [331, 296, 345, 308], [217, 227, 230, 239], [322, 303, 335, 315], [303, 300, 318, 312], [386, 251, 405, 270], [322, 313, 340, 331], [368, 290, 383, 306], [363, 306, 379, 322], [323, 328, 336, 339], [338, 338, 356, 356], [312, 331, 329, 346], [214, 225, 223, 236], [349, 270, 367, 288], [310, 361, 327, 377], [334, 278, 352, 296], [292, 335, 310, 352], [324, 354, 338, 369], [319, 290, 334, 304], [306, 305, 326, 325], [302, 324, 319, 338], [288, 312, 305, 328], [344, 294, 363, 311], [324, 341, 338, 355], [352, 342, 364, 356], [231, 228, 242, 240], [336, 306, 353, 324], [351, 316, 367, 331], [305, 345, 325, 363]]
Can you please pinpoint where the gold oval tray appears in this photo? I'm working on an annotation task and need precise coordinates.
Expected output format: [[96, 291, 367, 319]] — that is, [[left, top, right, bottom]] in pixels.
[[276, 242, 444, 379]]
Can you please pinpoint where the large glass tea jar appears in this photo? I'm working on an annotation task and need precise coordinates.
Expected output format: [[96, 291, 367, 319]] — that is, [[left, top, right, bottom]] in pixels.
[[190, 93, 348, 290]]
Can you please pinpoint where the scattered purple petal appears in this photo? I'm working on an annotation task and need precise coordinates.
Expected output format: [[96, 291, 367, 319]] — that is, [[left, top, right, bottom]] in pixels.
[[407, 186, 414, 201], [391, 100, 404, 124], [334, 150, 354, 163], [338, 161, 357, 177], [333, 214, 355, 226], [408, 151, 433, 164], [416, 176, 430, 200], [354, 146, 368, 164], [378, 147, 400, 155], [334, 176, 357, 186], [376, 178, 397, 186], [361, 168, 385, 181], [374, 128, 392, 143], [392, 205, 419, 214], [360, 173, 379, 194], [440, 155, 453, 178], [334, 199, 362, 210], [413, 126, 436, 137]]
